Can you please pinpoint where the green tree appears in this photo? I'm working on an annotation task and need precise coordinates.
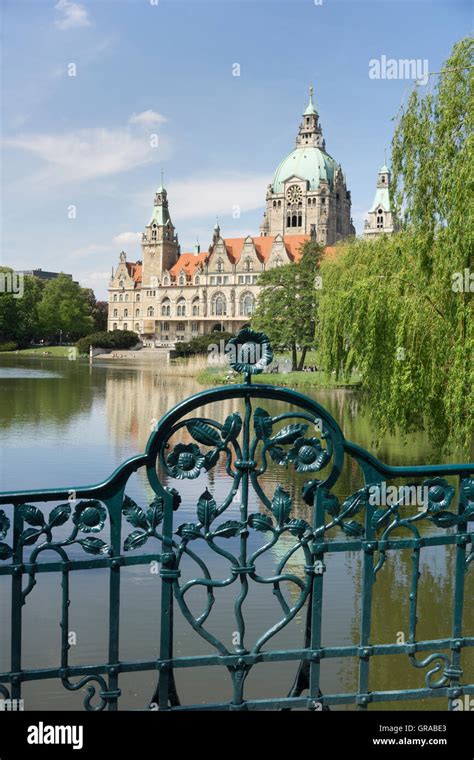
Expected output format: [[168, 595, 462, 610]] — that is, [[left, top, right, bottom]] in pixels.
[[0, 269, 44, 345], [318, 37, 473, 451], [252, 240, 323, 370], [38, 274, 94, 341], [16, 276, 45, 343], [92, 301, 108, 332], [82, 288, 108, 332]]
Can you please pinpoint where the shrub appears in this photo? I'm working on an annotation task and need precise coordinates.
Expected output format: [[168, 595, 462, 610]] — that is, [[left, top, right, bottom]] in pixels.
[[174, 331, 234, 357], [0, 341, 18, 352], [76, 330, 140, 355]]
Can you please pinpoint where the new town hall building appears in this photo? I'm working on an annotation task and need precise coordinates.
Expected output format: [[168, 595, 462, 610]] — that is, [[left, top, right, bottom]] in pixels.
[[108, 89, 394, 344]]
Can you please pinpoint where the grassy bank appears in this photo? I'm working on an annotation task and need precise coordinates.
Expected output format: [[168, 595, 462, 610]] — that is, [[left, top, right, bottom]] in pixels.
[[197, 364, 360, 388], [1, 345, 72, 357]]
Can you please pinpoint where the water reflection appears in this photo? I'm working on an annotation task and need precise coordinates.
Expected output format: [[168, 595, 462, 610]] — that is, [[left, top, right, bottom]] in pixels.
[[0, 354, 471, 710]]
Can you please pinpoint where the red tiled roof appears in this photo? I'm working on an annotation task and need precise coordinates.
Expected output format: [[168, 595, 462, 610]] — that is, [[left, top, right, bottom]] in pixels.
[[126, 262, 142, 283], [222, 234, 310, 263], [125, 236, 333, 282], [169, 252, 207, 278]]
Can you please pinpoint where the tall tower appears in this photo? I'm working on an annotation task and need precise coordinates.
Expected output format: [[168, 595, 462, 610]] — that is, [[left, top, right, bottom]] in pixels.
[[262, 86, 354, 244], [364, 164, 397, 238], [141, 184, 180, 285]]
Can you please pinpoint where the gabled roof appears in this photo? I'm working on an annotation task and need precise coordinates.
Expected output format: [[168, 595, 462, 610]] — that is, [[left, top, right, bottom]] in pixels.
[[221, 234, 310, 264], [169, 252, 207, 278], [125, 262, 142, 283], [123, 235, 332, 285]]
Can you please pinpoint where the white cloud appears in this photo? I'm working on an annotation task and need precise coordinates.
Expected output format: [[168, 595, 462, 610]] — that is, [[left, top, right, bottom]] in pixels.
[[70, 243, 111, 258], [78, 270, 110, 290], [4, 126, 170, 187], [129, 110, 167, 126], [112, 231, 142, 247], [55, 0, 91, 31]]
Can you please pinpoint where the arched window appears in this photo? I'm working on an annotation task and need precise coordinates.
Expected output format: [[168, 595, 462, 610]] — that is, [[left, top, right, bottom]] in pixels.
[[275, 256, 283, 267], [292, 214, 297, 227], [123, 323, 128, 330], [135, 323, 140, 331], [179, 274, 186, 286], [124, 293, 129, 301], [298, 214, 302, 226], [135, 308, 140, 317], [124, 308, 128, 317], [244, 257, 253, 272], [376, 210, 384, 229], [177, 297, 186, 317], [212, 292, 227, 316], [216, 258, 224, 273], [163, 276, 170, 286], [240, 292, 255, 317], [113, 294, 118, 302], [136, 293, 140, 302], [113, 309, 118, 317], [112, 323, 118, 330], [147, 306, 154, 317], [151, 224, 157, 241], [194, 275, 200, 285], [161, 298, 170, 316], [192, 297, 199, 316], [119, 294, 123, 302], [286, 216, 291, 227]]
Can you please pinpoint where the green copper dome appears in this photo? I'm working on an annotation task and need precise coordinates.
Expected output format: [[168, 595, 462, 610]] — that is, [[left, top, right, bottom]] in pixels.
[[271, 146, 339, 193]]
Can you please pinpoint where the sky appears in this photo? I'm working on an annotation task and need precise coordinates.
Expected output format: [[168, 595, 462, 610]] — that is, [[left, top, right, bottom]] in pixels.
[[1, 0, 471, 299]]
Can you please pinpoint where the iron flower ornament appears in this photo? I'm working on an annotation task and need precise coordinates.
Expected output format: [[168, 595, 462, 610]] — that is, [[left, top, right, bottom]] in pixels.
[[286, 436, 330, 473], [225, 328, 273, 376], [167, 442, 206, 479], [73, 501, 107, 533]]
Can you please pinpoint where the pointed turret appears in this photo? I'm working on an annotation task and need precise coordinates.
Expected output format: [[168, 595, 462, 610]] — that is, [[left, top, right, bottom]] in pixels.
[[364, 161, 397, 238], [296, 84, 325, 150], [304, 85, 318, 115]]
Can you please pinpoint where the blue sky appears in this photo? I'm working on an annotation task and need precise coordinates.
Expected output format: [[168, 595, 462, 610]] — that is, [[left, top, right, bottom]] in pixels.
[[1, 0, 471, 298]]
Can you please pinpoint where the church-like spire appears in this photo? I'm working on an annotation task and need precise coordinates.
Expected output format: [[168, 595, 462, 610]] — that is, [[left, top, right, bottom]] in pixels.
[[304, 84, 318, 115], [364, 161, 396, 238], [149, 183, 171, 226], [296, 86, 325, 150]]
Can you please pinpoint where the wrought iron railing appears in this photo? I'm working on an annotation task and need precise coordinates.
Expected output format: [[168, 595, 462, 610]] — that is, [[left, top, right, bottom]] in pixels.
[[0, 328, 472, 711]]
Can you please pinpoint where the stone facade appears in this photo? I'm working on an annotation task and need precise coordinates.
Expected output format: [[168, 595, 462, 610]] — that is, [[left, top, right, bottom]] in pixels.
[[108, 89, 363, 345]]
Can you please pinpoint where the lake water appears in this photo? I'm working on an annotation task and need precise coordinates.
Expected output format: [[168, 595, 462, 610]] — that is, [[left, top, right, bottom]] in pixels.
[[0, 354, 472, 710]]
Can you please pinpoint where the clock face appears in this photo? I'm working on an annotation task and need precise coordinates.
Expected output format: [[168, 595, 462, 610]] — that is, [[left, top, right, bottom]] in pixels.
[[286, 184, 303, 203]]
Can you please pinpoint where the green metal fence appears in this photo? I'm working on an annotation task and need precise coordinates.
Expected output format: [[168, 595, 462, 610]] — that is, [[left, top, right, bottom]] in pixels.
[[0, 329, 472, 711]]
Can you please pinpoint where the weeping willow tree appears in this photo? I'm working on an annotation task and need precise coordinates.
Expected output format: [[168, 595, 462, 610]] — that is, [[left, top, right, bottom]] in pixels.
[[318, 37, 473, 452]]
